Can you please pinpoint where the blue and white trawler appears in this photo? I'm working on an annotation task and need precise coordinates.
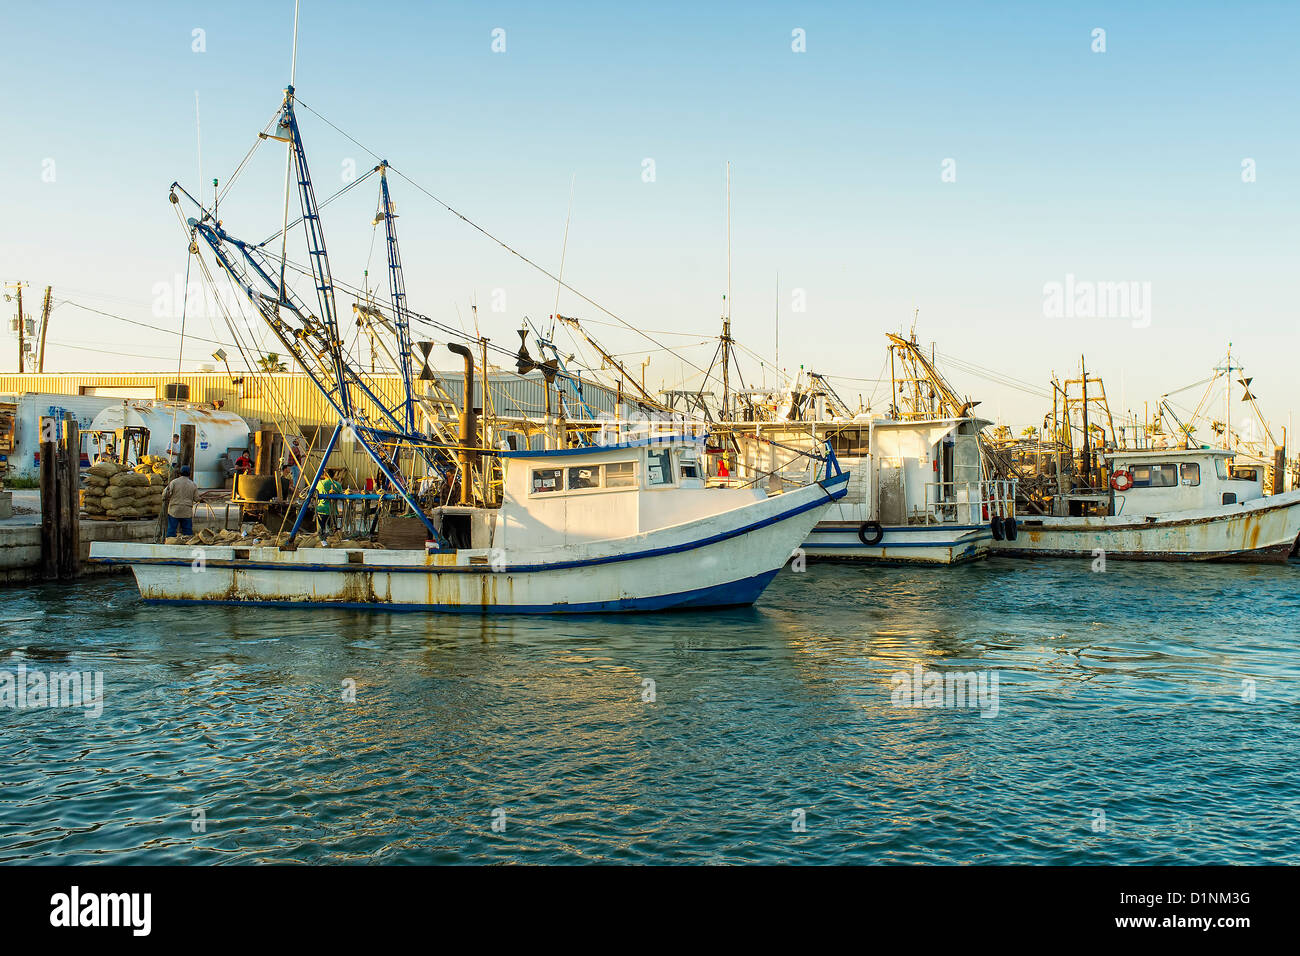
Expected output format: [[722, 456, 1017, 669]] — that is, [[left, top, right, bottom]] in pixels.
[[91, 435, 848, 612], [84, 71, 849, 612]]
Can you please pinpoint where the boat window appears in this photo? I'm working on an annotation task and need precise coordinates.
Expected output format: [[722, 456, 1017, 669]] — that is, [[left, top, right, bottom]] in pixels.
[[604, 461, 636, 488], [831, 427, 869, 456], [567, 465, 601, 490], [1180, 462, 1200, 486], [646, 449, 673, 487], [680, 460, 699, 480], [1131, 463, 1177, 488], [1230, 466, 1260, 482], [1215, 458, 1229, 479], [530, 467, 564, 494]]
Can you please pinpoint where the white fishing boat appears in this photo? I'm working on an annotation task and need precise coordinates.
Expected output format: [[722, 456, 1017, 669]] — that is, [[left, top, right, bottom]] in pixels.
[[802, 417, 1016, 565], [993, 447, 1300, 562], [91, 435, 849, 612], [723, 415, 1016, 565]]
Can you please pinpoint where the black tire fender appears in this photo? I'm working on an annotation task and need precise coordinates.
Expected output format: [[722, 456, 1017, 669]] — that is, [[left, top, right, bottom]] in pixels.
[[990, 515, 1005, 541], [1003, 516, 1018, 541], [858, 521, 885, 546]]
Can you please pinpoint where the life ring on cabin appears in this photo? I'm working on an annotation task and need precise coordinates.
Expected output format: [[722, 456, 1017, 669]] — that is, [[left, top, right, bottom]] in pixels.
[[991, 515, 1005, 541], [1110, 469, 1134, 492], [858, 521, 885, 546], [1003, 516, 1018, 541]]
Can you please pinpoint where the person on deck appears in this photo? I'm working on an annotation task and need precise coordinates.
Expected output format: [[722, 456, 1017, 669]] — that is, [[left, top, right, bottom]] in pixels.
[[315, 469, 343, 534], [163, 465, 198, 538], [234, 449, 253, 475]]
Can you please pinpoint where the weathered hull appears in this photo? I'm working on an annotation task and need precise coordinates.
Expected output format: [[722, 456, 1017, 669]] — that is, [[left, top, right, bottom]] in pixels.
[[89, 474, 848, 613], [993, 491, 1300, 563], [802, 522, 991, 565]]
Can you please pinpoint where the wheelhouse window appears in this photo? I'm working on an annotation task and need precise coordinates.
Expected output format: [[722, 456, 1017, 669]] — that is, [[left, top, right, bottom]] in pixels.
[[604, 461, 636, 488], [1230, 466, 1260, 482], [646, 449, 673, 487], [1130, 463, 1177, 488], [1215, 458, 1229, 480], [531, 467, 564, 494], [1180, 462, 1200, 486], [568, 466, 600, 490], [830, 427, 869, 457]]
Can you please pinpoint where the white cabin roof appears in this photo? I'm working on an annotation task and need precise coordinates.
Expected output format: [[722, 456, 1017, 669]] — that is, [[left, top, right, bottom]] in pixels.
[[1104, 447, 1233, 461], [499, 435, 704, 462]]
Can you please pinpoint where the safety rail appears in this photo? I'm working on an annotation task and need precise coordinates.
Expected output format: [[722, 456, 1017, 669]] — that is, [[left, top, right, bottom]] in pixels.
[[921, 478, 1017, 525]]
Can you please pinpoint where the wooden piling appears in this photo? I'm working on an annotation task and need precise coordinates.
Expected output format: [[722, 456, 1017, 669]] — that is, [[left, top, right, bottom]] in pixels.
[[59, 418, 80, 578], [39, 419, 58, 580]]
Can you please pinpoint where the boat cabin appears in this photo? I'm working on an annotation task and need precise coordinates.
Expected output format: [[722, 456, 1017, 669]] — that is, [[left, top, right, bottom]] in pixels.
[[722, 415, 1012, 525], [437, 436, 767, 552], [863, 417, 993, 524], [1105, 448, 1264, 516]]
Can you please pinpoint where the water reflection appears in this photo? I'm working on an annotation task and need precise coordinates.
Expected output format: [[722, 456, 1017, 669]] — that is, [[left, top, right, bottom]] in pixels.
[[1, 558, 1297, 863]]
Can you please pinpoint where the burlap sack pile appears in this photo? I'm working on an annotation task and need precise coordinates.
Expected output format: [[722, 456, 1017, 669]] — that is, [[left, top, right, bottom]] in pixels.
[[81, 460, 165, 519]]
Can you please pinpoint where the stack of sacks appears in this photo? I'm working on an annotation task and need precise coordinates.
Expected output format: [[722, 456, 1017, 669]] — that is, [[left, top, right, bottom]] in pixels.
[[81, 460, 119, 515], [138, 455, 172, 478], [99, 469, 165, 520]]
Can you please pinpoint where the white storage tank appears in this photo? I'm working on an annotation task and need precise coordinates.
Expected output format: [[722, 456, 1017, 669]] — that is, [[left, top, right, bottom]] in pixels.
[[1, 392, 121, 480], [88, 401, 252, 488]]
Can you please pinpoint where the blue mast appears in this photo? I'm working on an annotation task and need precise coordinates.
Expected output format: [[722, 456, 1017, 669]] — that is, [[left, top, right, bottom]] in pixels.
[[376, 162, 417, 434]]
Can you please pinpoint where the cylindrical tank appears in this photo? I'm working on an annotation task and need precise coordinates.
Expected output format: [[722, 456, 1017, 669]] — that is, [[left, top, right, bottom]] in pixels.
[[88, 400, 251, 488]]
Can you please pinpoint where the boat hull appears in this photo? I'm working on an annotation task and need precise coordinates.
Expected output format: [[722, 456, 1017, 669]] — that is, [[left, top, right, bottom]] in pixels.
[[89, 474, 849, 613], [992, 490, 1300, 563]]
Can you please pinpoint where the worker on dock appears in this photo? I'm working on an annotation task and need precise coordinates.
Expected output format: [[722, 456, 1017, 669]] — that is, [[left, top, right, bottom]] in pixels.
[[315, 468, 342, 534], [163, 465, 198, 538], [235, 449, 253, 475]]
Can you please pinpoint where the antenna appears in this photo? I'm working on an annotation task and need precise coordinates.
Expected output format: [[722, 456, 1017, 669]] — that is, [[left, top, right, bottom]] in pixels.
[[195, 91, 202, 209], [276, 0, 302, 299], [720, 162, 732, 419], [289, 0, 301, 87], [774, 270, 779, 385], [726, 162, 732, 325], [550, 173, 575, 340]]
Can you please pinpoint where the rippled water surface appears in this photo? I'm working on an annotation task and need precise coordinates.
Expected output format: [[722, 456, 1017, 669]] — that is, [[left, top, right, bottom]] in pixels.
[[2, 558, 1298, 864]]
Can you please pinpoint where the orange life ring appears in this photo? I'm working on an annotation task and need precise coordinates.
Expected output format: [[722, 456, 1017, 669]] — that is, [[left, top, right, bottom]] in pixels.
[[1110, 469, 1133, 491]]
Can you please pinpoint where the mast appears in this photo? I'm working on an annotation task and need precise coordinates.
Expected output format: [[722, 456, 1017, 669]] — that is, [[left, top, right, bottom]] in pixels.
[[721, 161, 732, 421], [1080, 355, 1091, 488], [1225, 342, 1232, 452], [376, 162, 416, 432]]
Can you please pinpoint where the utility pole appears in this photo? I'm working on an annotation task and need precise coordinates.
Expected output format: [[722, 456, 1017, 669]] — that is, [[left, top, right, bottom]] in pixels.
[[5, 281, 29, 373], [38, 285, 52, 373], [15, 285, 23, 373]]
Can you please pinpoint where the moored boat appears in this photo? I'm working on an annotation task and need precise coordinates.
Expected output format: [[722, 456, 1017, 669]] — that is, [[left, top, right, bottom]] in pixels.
[[91, 436, 849, 612], [992, 447, 1300, 562]]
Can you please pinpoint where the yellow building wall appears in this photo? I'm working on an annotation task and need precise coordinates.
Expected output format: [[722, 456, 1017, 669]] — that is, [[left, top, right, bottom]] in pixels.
[[0, 371, 411, 482]]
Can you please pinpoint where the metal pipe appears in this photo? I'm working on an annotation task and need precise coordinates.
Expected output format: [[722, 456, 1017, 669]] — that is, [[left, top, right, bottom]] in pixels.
[[447, 343, 477, 506]]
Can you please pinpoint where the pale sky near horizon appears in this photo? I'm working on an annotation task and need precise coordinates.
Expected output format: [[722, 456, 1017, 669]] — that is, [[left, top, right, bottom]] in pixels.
[[1, 1, 1296, 438]]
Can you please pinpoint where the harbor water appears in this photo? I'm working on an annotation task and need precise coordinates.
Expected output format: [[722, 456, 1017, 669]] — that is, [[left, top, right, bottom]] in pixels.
[[2, 558, 1298, 864]]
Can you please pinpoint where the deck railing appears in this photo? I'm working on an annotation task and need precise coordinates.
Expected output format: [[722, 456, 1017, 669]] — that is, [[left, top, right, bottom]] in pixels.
[[922, 478, 1017, 524]]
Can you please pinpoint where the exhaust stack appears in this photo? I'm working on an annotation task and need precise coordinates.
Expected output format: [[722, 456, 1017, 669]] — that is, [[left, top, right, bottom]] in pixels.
[[446, 343, 477, 506]]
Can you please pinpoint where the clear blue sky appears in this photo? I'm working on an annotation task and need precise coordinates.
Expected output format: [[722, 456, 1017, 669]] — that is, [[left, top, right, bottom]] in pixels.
[[1, 1, 1297, 435]]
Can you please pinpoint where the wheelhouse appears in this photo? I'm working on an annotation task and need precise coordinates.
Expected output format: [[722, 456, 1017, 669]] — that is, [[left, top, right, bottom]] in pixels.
[[1105, 448, 1264, 515]]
